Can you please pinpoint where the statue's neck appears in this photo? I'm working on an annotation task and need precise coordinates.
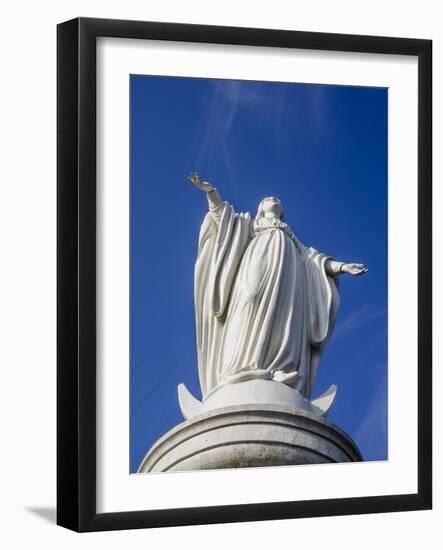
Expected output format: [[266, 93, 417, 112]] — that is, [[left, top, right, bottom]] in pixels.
[[254, 217, 299, 249], [255, 216, 286, 229]]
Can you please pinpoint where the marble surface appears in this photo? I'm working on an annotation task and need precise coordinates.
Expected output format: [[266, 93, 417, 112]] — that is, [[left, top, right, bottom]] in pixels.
[[189, 173, 367, 400]]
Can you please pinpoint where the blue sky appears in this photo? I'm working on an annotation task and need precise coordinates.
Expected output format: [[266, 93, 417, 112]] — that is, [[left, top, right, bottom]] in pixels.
[[130, 75, 388, 473]]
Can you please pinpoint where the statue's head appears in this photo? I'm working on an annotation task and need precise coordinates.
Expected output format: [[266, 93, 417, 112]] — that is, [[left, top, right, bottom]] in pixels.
[[256, 196, 285, 222]]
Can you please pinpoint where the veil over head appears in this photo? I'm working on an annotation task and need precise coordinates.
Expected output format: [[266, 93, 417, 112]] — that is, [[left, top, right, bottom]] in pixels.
[[255, 196, 285, 223]]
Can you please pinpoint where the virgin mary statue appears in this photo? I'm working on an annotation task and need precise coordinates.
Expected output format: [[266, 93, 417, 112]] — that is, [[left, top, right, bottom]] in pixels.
[[189, 173, 367, 401]]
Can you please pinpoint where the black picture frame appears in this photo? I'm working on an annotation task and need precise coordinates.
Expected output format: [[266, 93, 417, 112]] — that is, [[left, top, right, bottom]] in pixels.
[[57, 17, 432, 532]]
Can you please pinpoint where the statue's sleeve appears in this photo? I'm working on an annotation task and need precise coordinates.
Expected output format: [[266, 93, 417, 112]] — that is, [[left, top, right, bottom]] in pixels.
[[298, 243, 341, 396], [210, 204, 252, 318], [194, 202, 252, 395], [299, 244, 340, 345], [206, 188, 224, 226]]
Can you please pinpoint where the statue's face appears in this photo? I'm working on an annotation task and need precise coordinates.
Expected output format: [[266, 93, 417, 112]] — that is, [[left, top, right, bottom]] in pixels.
[[261, 196, 284, 219]]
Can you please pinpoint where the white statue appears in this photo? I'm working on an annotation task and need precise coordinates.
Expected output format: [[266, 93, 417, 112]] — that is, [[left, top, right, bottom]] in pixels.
[[189, 173, 368, 401]]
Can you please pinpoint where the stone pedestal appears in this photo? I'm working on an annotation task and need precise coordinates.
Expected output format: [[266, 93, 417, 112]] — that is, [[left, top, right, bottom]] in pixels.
[[138, 404, 362, 473]]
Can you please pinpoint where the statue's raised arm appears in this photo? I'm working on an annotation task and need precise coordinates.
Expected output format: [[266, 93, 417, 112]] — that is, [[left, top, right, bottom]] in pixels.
[[188, 172, 224, 224]]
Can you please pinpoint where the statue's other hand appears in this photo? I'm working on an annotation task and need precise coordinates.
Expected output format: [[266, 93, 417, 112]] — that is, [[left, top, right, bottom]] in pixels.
[[188, 172, 214, 193], [342, 263, 368, 276]]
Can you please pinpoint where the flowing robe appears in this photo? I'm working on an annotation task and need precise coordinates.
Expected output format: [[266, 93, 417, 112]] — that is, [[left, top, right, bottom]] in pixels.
[[195, 198, 340, 399]]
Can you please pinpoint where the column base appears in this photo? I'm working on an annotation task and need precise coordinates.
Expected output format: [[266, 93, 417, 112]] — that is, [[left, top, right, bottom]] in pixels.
[[138, 404, 362, 473]]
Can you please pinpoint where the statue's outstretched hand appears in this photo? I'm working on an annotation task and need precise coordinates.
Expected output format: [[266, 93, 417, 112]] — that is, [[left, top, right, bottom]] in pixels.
[[341, 263, 368, 276], [188, 172, 214, 193]]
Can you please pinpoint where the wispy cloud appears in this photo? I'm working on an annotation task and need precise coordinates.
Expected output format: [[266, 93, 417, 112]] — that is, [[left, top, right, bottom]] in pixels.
[[194, 80, 288, 179], [194, 81, 241, 175], [334, 303, 387, 339]]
